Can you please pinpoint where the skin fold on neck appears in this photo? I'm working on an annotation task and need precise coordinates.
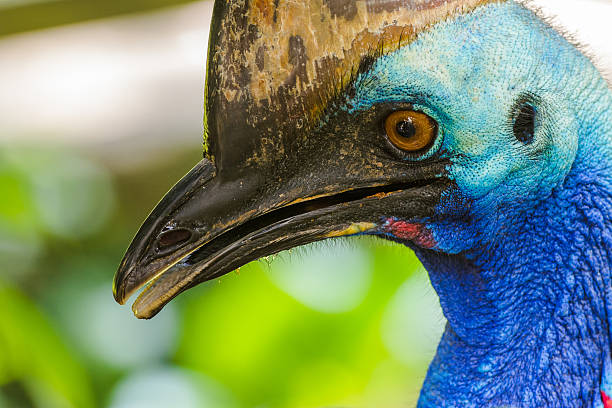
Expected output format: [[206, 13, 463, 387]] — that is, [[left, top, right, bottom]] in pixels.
[[416, 91, 612, 407]]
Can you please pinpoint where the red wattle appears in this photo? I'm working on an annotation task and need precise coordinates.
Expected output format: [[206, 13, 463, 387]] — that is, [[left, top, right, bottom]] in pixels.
[[383, 219, 436, 249], [602, 391, 612, 408]]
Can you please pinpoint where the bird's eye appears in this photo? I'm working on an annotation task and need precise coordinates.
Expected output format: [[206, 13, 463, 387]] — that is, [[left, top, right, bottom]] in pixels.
[[384, 110, 438, 153], [513, 102, 537, 144]]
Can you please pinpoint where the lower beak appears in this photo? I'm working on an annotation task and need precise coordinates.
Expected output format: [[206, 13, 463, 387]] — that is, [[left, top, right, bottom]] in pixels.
[[114, 158, 448, 319]]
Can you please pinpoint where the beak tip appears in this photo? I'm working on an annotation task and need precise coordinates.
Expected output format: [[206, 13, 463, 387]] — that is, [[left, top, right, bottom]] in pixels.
[[112, 280, 126, 305], [112, 265, 131, 305], [132, 303, 156, 320]]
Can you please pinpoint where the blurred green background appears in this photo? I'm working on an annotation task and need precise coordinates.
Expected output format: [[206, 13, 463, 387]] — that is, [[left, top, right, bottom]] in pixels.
[[2, 0, 609, 407], [0, 142, 443, 408], [0, 1, 445, 406]]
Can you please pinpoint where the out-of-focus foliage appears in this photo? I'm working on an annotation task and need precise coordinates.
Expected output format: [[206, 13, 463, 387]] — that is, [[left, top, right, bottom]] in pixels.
[[0, 281, 95, 408], [0, 1, 444, 406], [0, 0, 202, 36], [176, 243, 440, 408], [0, 144, 443, 407], [2, 1, 611, 406]]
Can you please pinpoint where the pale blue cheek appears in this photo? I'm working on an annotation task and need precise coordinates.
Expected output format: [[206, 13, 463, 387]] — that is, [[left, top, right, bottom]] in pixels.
[[337, 1, 612, 405], [345, 0, 593, 227], [450, 149, 514, 199]]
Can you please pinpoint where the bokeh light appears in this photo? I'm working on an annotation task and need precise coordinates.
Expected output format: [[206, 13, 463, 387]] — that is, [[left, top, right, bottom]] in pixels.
[[59, 285, 178, 369], [109, 367, 237, 408], [0, 1, 610, 407], [266, 241, 372, 313], [381, 272, 445, 368]]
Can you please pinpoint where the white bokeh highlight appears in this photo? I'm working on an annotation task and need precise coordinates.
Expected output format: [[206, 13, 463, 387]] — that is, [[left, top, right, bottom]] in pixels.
[[109, 367, 237, 408], [66, 285, 178, 368], [266, 241, 373, 313], [381, 271, 445, 367], [0, 1, 214, 167]]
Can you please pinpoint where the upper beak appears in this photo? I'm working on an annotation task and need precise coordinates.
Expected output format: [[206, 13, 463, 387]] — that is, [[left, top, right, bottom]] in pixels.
[[113, 156, 448, 319]]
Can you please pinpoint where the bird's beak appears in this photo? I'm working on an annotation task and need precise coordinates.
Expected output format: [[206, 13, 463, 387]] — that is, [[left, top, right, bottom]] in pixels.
[[112, 0, 465, 318], [113, 155, 448, 318]]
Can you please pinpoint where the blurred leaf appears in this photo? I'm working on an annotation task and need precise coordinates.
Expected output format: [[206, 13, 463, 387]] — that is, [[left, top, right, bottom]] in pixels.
[[3, 147, 115, 240], [0, 157, 43, 280], [0, 146, 115, 283], [0, 143, 435, 408], [0, 280, 95, 408], [0, 164, 35, 228], [0, 0, 206, 37], [175, 238, 427, 408]]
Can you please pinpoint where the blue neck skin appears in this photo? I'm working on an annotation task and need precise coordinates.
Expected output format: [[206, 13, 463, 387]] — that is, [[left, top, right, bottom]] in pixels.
[[416, 92, 612, 407], [417, 174, 612, 407], [342, 1, 612, 404]]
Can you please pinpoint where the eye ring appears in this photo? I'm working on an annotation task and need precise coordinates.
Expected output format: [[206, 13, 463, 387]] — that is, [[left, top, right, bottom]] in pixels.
[[384, 110, 438, 153]]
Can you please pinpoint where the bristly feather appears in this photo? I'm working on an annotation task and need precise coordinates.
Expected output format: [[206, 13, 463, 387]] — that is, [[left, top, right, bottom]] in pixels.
[[344, 1, 612, 406], [518, 0, 612, 86]]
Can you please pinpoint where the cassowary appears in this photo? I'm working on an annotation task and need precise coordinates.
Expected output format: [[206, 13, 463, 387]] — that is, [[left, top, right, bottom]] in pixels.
[[113, 0, 612, 406]]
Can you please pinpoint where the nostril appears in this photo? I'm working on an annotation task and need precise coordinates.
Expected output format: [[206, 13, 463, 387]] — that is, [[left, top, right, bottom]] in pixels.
[[157, 229, 192, 250]]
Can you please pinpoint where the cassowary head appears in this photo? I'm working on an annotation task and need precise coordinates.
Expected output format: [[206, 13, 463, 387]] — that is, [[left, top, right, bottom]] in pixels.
[[114, 1, 612, 406]]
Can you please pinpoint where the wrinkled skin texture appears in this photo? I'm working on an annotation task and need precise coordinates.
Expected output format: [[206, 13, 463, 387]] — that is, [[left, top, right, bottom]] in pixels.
[[347, 3, 612, 406]]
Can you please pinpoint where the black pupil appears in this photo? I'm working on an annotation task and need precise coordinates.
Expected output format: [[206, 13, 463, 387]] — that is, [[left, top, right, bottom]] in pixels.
[[513, 103, 536, 144], [396, 119, 416, 139]]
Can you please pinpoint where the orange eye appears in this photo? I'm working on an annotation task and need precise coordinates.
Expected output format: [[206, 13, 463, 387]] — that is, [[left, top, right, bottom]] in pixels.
[[384, 110, 438, 153]]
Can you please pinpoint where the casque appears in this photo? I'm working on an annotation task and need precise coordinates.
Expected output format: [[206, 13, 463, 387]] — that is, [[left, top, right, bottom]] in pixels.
[[114, 1, 612, 406]]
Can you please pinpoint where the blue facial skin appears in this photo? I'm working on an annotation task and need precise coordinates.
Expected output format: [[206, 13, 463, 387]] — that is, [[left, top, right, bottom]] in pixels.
[[346, 1, 612, 407]]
